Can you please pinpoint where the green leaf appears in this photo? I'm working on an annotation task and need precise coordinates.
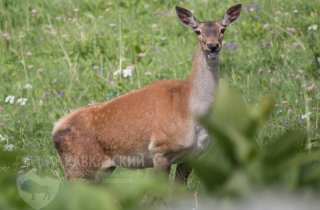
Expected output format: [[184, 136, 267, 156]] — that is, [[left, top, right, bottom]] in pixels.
[[264, 131, 307, 164]]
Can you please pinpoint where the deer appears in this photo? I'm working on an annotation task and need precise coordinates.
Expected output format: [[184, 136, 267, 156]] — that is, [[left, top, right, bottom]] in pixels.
[[52, 4, 242, 183]]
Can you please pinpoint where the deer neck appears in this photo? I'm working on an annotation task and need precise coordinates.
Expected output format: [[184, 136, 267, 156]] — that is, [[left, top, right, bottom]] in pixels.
[[188, 43, 219, 117]]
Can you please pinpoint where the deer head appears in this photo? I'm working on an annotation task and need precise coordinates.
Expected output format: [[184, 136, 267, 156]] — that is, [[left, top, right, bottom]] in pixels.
[[176, 4, 242, 59]]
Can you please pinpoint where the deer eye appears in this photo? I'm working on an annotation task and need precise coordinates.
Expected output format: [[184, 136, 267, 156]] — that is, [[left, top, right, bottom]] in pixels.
[[194, 30, 201, 35], [221, 28, 226, 33]]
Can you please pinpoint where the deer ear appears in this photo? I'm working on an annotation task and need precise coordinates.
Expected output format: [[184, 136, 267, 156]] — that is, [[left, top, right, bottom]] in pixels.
[[221, 4, 242, 26], [175, 6, 198, 28]]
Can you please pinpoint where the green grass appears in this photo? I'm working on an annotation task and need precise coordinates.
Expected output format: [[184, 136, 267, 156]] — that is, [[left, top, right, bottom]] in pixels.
[[0, 0, 319, 185]]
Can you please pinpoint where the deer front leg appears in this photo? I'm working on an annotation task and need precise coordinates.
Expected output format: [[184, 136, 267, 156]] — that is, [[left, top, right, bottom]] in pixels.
[[152, 153, 171, 175], [175, 163, 192, 184]]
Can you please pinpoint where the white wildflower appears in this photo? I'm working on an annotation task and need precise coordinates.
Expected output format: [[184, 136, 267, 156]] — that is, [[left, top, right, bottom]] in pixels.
[[286, 27, 296, 33], [26, 51, 33, 57], [31, 9, 37, 17], [2, 32, 11, 40], [145, 71, 152, 76], [0, 134, 7, 142], [3, 144, 14, 151], [122, 65, 134, 78], [5, 95, 15, 104], [308, 24, 318, 31], [160, 36, 167, 41], [151, 24, 158, 29], [113, 65, 134, 78], [301, 112, 311, 119], [307, 83, 317, 91], [16, 98, 27, 106], [263, 23, 270, 30], [23, 84, 32, 89]]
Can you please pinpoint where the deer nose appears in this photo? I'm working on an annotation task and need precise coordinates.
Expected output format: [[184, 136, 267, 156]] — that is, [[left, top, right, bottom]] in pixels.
[[208, 43, 220, 51]]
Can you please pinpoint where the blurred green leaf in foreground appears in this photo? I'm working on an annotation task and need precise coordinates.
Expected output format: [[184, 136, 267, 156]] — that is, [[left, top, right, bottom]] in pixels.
[[191, 82, 320, 196]]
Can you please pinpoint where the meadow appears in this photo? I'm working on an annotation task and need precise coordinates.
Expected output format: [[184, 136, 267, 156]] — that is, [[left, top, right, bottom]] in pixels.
[[0, 0, 320, 209]]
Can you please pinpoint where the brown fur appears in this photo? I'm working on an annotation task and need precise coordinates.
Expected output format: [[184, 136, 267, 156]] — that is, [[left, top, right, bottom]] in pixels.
[[53, 80, 193, 180]]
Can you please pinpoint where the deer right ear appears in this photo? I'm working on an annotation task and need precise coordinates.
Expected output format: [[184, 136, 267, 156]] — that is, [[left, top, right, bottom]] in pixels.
[[175, 6, 198, 28]]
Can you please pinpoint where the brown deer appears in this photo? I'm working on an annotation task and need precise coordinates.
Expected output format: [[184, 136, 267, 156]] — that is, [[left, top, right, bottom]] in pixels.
[[52, 4, 242, 183]]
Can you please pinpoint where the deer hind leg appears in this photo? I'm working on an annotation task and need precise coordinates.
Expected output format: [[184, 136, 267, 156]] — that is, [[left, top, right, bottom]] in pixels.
[[60, 150, 111, 182], [53, 128, 109, 182], [57, 151, 104, 181]]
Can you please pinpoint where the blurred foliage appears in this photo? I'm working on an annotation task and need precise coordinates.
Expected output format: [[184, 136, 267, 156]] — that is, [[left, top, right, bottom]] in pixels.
[[0, 144, 180, 210], [0, 156, 175, 210], [191, 82, 320, 196]]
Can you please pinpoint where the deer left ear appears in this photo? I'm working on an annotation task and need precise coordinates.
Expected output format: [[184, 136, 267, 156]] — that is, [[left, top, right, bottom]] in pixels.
[[221, 4, 242, 26]]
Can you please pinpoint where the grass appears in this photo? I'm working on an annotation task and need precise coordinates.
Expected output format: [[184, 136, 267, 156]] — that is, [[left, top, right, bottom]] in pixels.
[[0, 0, 319, 186]]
